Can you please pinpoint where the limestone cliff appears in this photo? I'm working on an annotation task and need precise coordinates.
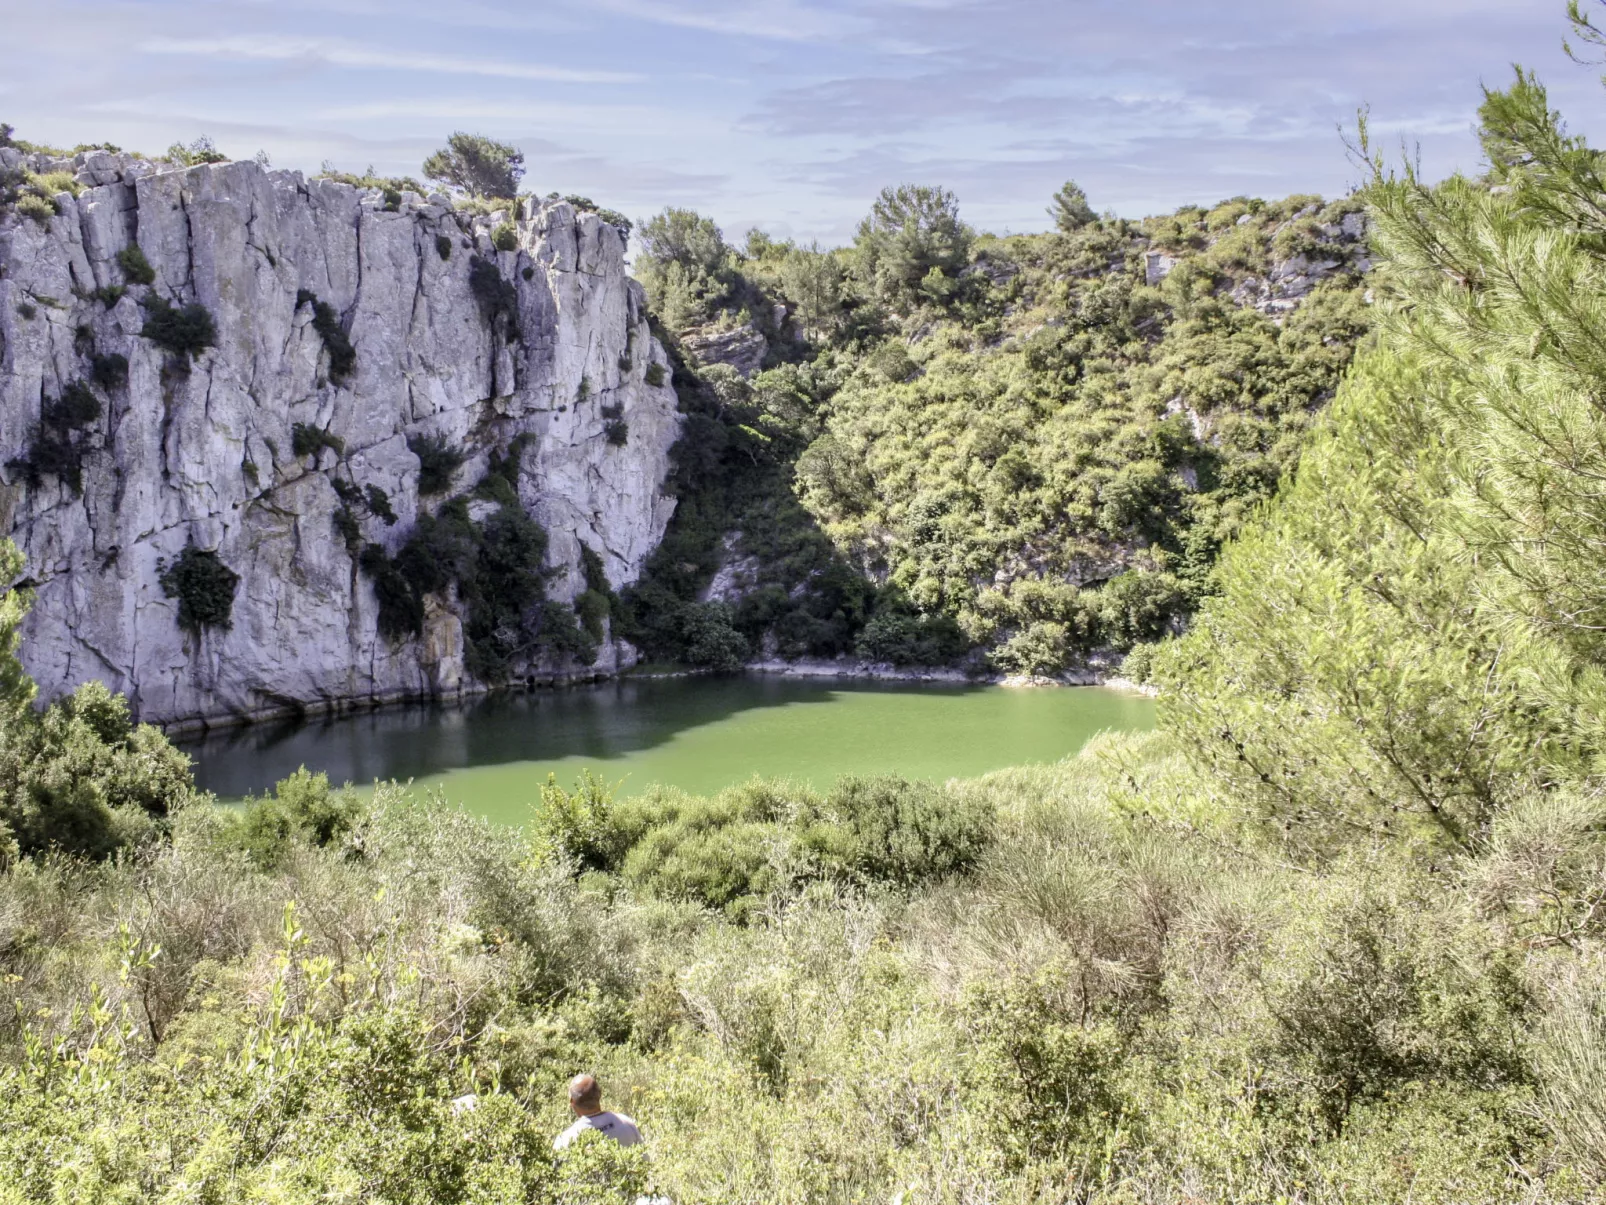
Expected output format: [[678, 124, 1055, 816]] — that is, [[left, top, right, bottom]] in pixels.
[[0, 150, 681, 730]]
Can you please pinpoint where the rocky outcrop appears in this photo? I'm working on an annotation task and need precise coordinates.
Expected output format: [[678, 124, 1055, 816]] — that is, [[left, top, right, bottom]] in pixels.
[[0, 150, 681, 729], [681, 323, 767, 378]]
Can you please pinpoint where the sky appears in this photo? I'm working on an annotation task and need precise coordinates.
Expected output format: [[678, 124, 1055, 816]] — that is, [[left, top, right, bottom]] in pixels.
[[1, 0, 1603, 245]]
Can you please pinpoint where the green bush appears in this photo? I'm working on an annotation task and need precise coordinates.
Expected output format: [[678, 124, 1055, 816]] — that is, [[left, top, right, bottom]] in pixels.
[[291, 422, 345, 460], [677, 602, 749, 671], [802, 775, 994, 887], [436, 234, 453, 261], [854, 606, 966, 666], [991, 620, 1070, 677], [408, 433, 467, 495], [14, 194, 54, 224], [492, 221, 518, 252], [90, 353, 128, 390], [234, 766, 365, 869], [7, 379, 102, 494], [644, 361, 666, 387], [116, 244, 156, 285], [158, 540, 240, 634], [139, 295, 217, 359]]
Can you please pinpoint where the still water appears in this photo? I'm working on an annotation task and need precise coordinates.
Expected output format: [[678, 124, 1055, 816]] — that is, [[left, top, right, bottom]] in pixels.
[[178, 675, 1155, 828]]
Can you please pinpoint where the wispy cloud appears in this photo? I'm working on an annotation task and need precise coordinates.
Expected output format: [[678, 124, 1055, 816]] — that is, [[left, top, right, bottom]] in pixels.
[[141, 35, 642, 84]]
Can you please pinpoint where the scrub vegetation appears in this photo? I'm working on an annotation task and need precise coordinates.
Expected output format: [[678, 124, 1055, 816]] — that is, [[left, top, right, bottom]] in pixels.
[[621, 172, 1372, 675], [6, 43, 1606, 1205]]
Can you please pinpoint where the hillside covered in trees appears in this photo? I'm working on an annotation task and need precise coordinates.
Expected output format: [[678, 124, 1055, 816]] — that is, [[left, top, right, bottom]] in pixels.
[[620, 178, 1372, 677]]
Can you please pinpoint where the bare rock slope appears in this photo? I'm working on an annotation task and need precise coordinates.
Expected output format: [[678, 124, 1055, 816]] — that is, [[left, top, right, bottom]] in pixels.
[[0, 151, 681, 729]]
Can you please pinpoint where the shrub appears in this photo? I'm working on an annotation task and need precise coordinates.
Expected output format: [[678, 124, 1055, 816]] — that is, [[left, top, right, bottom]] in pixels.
[[116, 244, 156, 285], [360, 542, 423, 638], [333, 505, 361, 551], [1119, 642, 1157, 684], [234, 766, 365, 869], [677, 602, 749, 671], [158, 539, 240, 634], [15, 193, 54, 224], [291, 422, 345, 460], [644, 362, 667, 387], [7, 379, 102, 494], [854, 607, 966, 666], [0, 672, 194, 860], [297, 290, 357, 384], [140, 295, 217, 359], [531, 770, 629, 872], [436, 234, 453, 261], [615, 780, 792, 916], [365, 484, 398, 525], [408, 433, 467, 495], [991, 621, 1070, 677], [91, 352, 128, 390], [492, 221, 518, 252], [601, 401, 628, 446], [804, 775, 994, 887], [165, 136, 227, 166]]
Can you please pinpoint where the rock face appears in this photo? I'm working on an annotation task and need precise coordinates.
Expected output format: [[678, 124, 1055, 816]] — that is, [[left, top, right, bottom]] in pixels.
[[681, 323, 767, 378], [0, 151, 681, 729]]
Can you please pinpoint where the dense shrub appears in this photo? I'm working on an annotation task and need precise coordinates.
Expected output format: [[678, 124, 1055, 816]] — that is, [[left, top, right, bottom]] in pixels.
[[436, 233, 453, 260], [234, 766, 365, 869], [408, 432, 467, 495], [359, 443, 583, 677], [158, 539, 240, 634], [802, 774, 994, 886], [0, 543, 196, 860], [90, 352, 128, 390], [492, 221, 518, 252], [116, 244, 155, 285], [139, 295, 217, 359], [7, 379, 102, 494], [291, 421, 345, 460]]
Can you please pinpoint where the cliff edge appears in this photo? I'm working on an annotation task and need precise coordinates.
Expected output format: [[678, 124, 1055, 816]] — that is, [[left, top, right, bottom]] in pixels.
[[0, 149, 681, 729]]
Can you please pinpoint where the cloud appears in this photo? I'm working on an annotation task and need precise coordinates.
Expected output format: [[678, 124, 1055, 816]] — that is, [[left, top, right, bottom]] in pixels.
[[140, 35, 643, 84]]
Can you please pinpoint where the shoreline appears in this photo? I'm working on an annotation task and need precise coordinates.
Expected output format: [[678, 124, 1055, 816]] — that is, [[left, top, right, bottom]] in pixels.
[[165, 656, 1157, 740]]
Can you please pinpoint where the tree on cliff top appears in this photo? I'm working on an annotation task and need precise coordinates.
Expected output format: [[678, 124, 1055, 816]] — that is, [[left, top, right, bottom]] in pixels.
[[423, 132, 525, 200]]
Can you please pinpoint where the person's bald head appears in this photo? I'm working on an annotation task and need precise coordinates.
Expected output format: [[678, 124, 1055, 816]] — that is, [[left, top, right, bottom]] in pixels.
[[568, 1073, 603, 1115]]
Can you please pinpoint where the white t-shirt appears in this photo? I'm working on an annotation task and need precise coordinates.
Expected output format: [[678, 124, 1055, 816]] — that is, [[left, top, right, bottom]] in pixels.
[[554, 1110, 642, 1150]]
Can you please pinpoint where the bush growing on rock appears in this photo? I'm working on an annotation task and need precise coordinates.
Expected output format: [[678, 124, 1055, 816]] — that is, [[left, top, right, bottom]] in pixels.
[[139, 295, 216, 360], [158, 540, 240, 635], [408, 433, 467, 495], [296, 289, 357, 384], [116, 244, 155, 285]]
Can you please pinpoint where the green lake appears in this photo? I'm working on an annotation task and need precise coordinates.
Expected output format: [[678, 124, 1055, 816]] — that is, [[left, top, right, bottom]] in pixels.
[[178, 675, 1155, 828]]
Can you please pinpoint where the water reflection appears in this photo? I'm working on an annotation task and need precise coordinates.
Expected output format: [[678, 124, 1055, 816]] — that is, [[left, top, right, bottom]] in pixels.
[[176, 674, 1155, 811]]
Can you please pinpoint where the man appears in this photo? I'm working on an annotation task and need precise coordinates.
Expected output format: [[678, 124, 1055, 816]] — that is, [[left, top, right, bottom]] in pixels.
[[554, 1073, 642, 1150]]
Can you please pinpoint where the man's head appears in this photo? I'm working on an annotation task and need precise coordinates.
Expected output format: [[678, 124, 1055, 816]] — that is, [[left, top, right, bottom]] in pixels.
[[568, 1073, 603, 1117]]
